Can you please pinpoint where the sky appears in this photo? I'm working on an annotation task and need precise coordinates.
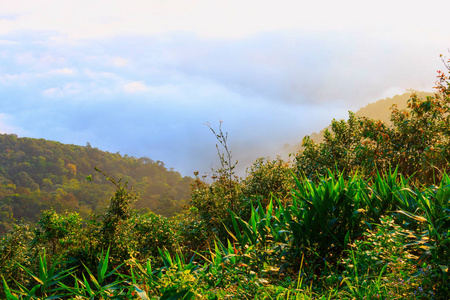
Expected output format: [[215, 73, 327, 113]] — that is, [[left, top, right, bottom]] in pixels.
[[0, 0, 449, 177]]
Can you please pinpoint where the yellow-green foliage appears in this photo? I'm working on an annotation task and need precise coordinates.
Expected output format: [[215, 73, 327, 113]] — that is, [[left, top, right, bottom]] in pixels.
[[0, 135, 192, 234], [296, 90, 450, 184]]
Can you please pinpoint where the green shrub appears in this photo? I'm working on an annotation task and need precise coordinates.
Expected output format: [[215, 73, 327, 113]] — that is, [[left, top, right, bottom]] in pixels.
[[115, 212, 180, 263]]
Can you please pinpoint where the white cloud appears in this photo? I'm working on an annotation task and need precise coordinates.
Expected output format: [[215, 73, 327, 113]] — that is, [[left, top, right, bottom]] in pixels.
[[83, 69, 121, 81], [42, 83, 81, 97], [47, 68, 75, 75], [0, 69, 75, 85], [112, 57, 128, 67], [1, 0, 448, 41], [14, 52, 36, 64], [0, 39, 17, 45], [1, 2, 449, 176], [123, 81, 148, 93], [0, 72, 34, 85], [42, 87, 59, 97]]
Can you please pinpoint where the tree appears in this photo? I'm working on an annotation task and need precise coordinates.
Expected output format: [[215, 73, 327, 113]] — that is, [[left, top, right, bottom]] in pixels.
[[295, 55, 450, 185]]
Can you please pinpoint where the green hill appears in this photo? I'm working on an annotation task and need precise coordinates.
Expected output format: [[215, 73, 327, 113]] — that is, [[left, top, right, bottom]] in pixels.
[[0, 134, 192, 234]]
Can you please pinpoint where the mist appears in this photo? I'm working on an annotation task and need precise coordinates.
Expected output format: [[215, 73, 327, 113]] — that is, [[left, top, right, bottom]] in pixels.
[[0, 1, 449, 176]]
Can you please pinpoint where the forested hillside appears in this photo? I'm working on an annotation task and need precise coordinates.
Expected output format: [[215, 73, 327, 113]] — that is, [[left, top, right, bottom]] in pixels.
[[0, 135, 192, 234]]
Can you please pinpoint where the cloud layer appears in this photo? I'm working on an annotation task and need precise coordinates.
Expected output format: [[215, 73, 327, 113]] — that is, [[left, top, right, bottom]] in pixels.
[[0, 1, 449, 176]]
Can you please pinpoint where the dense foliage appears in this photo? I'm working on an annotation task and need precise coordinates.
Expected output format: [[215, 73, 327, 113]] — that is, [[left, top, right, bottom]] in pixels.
[[296, 74, 450, 184], [1, 169, 449, 299], [1, 55, 450, 299], [0, 136, 192, 234]]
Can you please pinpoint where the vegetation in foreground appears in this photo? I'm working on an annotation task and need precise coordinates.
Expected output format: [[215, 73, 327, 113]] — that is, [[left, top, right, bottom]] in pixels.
[[1, 55, 450, 299], [1, 169, 449, 299]]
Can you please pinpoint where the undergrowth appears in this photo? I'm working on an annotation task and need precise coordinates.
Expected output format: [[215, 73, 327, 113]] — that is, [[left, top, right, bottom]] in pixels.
[[1, 169, 449, 299]]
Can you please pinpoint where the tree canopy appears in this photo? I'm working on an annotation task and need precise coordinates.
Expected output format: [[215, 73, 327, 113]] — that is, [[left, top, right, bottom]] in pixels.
[[0, 135, 192, 234], [295, 61, 450, 184]]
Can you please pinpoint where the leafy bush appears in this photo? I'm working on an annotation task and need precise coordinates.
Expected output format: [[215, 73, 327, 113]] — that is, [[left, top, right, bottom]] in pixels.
[[0, 222, 34, 292], [115, 212, 180, 262], [32, 209, 83, 257], [242, 157, 293, 207]]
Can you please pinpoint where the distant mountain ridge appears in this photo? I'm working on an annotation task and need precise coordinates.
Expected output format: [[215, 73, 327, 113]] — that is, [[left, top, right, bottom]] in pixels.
[[0, 134, 192, 234], [308, 91, 433, 144]]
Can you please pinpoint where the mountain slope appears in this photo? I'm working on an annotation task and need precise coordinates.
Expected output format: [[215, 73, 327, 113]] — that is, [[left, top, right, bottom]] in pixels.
[[0, 134, 192, 234]]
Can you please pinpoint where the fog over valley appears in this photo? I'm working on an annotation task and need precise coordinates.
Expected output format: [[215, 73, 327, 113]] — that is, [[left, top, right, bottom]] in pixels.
[[1, 1, 449, 176]]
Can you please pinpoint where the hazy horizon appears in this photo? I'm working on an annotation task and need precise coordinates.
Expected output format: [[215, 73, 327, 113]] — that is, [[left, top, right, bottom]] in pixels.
[[1, 1, 449, 176]]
